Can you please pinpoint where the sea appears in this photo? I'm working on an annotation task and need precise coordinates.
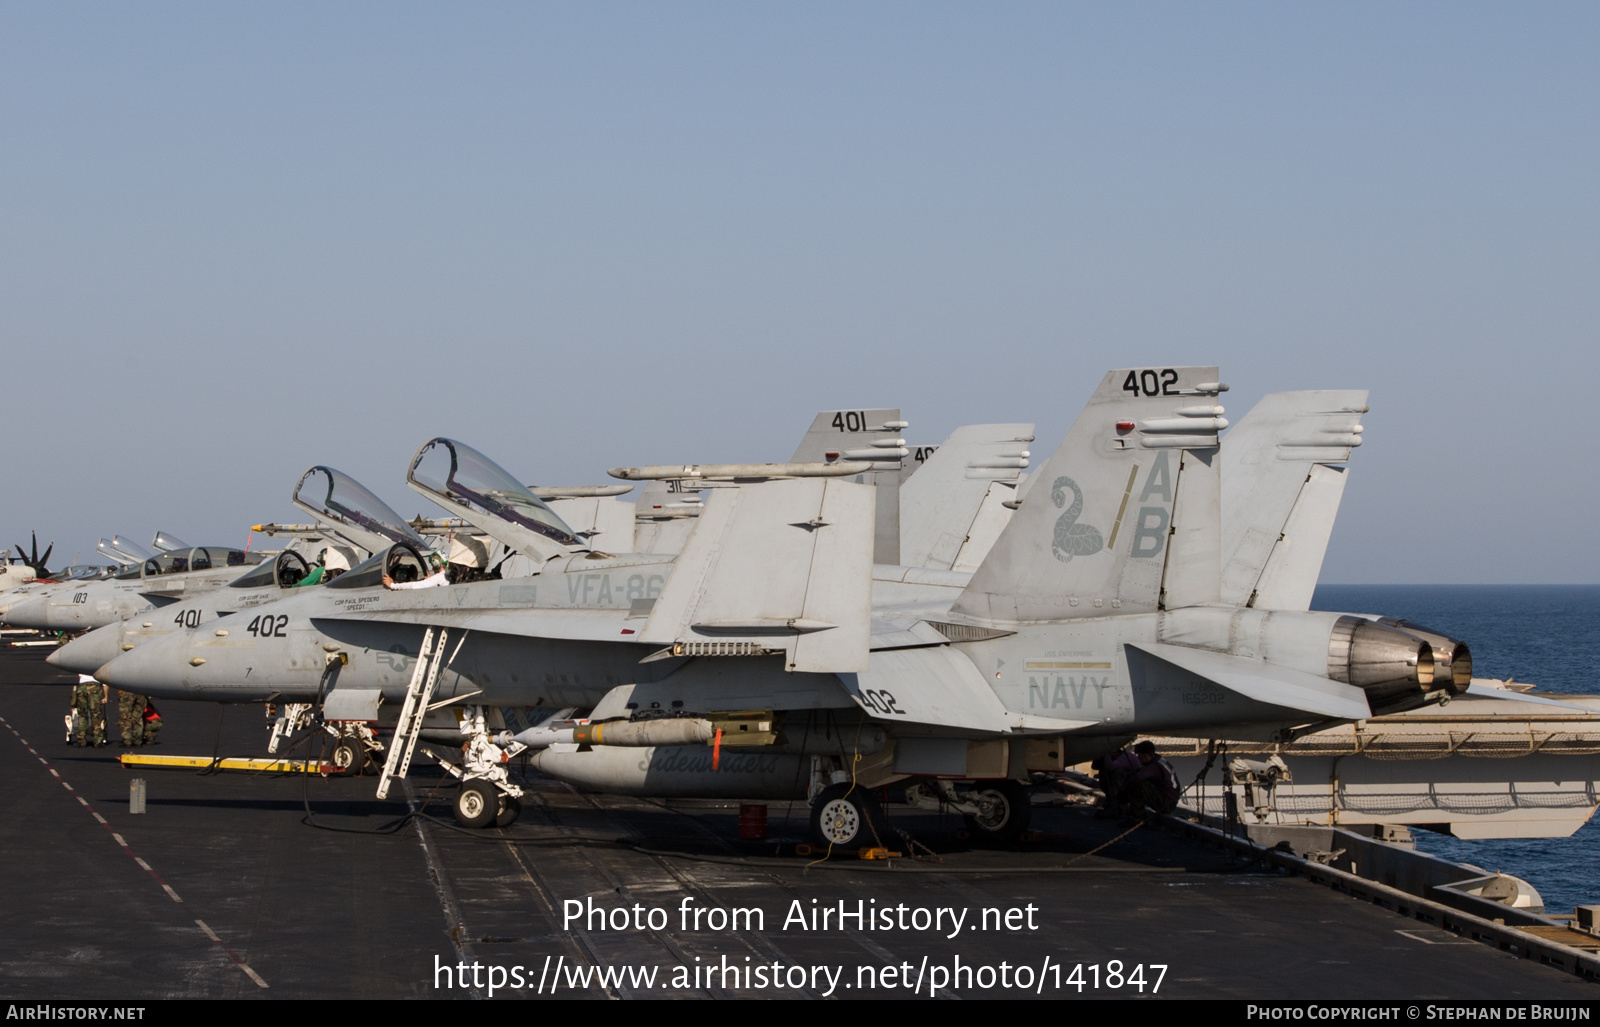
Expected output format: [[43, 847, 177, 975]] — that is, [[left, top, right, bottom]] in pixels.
[[1311, 585, 1600, 916]]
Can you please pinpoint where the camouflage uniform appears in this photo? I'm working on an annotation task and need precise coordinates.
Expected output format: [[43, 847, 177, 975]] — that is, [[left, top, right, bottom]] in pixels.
[[118, 690, 145, 747], [140, 701, 162, 745], [70, 681, 106, 747]]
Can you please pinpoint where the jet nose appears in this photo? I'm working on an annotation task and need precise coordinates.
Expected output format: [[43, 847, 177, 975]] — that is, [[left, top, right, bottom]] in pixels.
[[95, 641, 167, 691], [50, 626, 124, 675], [4, 597, 51, 630], [93, 632, 221, 700]]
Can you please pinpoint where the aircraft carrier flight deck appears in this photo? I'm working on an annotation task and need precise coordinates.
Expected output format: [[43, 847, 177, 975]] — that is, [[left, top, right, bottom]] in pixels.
[[2, 674, 1594, 1001]]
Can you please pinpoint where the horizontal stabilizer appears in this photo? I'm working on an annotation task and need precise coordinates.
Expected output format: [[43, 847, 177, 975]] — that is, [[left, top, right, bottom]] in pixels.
[[1132, 642, 1372, 721], [838, 647, 1097, 734], [1463, 683, 1596, 714]]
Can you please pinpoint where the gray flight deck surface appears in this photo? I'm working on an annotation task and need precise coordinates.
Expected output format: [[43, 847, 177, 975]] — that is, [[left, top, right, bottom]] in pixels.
[[0, 673, 1592, 1000]]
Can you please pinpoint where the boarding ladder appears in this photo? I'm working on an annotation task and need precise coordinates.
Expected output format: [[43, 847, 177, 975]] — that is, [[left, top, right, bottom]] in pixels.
[[376, 627, 468, 800]]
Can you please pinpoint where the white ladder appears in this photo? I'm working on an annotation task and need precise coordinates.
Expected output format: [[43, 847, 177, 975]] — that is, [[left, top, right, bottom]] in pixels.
[[376, 627, 465, 799]]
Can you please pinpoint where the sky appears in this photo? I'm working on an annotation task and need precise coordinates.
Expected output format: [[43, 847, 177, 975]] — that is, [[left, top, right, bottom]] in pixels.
[[2, 2, 1596, 582]]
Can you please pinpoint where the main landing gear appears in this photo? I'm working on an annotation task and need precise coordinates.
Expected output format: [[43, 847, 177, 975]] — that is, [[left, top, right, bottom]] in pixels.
[[436, 704, 525, 829], [903, 779, 1031, 844]]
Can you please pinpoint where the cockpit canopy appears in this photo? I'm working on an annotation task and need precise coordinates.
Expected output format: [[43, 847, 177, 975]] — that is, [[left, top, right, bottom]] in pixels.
[[98, 539, 143, 567], [131, 546, 262, 580], [407, 438, 582, 560], [56, 565, 116, 581], [326, 541, 431, 590], [151, 531, 191, 553], [291, 466, 428, 555], [228, 549, 314, 590]]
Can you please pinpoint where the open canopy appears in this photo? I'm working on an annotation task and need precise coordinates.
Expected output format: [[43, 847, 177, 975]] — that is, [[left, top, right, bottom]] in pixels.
[[407, 438, 582, 561], [292, 466, 427, 555]]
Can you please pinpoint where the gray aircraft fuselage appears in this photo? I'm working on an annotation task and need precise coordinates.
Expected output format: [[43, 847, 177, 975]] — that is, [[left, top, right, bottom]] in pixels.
[[97, 554, 1417, 751], [7, 551, 266, 632]]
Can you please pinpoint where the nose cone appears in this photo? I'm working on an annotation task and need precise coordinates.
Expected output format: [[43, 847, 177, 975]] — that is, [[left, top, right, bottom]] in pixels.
[[51, 625, 126, 675], [94, 639, 189, 698], [94, 636, 189, 700], [4, 597, 52, 630], [95, 627, 277, 702]]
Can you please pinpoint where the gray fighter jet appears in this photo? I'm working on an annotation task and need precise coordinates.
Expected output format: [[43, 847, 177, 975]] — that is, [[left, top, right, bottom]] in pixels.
[[95, 370, 1481, 842], [520, 389, 1375, 816], [4, 534, 269, 633], [48, 466, 427, 676]]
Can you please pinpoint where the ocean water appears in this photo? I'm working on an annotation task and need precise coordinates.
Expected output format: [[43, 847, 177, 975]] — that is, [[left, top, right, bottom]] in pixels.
[[1311, 585, 1600, 916]]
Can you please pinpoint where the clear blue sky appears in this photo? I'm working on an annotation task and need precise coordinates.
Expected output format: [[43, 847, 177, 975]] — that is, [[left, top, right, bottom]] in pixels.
[[3, 2, 1595, 582]]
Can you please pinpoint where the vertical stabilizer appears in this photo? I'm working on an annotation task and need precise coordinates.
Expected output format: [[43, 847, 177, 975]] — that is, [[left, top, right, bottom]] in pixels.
[[1218, 390, 1367, 608], [899, 423, 1034, 571], [790, 409, 907, 565], [950, 367, 1225, 625], [1160, 446, 1222, 609], [1250, 463, 1350, 610]]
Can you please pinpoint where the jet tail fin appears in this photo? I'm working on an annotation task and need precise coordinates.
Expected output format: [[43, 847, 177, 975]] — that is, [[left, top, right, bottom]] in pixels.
[[642, 478, 875, 672], [899, 423, 1034, 571], [1219, 390, 1368, 609], [790, 409, 906, 565], [951, 367, 1225, 624]]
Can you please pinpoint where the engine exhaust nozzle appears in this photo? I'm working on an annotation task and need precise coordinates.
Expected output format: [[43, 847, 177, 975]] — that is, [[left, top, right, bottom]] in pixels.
[[1375, 618, 1473, 694], [1328, 616, 1434, 712]]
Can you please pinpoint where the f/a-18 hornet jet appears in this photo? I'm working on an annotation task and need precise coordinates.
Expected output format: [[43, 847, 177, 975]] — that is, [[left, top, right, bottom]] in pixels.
[[98, 368, 1472, 839], [6, 530, 269, 633], [49, 466, 429, 678]]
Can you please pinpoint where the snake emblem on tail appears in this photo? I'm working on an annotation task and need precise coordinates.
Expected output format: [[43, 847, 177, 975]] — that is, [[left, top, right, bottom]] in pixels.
[[1050, 476, 1104, 562]]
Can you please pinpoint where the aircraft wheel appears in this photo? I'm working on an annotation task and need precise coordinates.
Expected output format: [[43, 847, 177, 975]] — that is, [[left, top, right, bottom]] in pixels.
[[810, 784, 885, 849], [454, 781, 498, 828], [962, 781, 1031, 844], [359, 748, 379, 776], [330, 737, 363, 778], [495, 794, 522, 829]]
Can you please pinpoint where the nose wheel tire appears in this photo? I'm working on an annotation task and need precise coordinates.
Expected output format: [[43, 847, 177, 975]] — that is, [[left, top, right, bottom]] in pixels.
[[810, 783, 886, 849], [330, 737, 364, 777], [962, 781, 1031, 844], [495, 794, 522, 828], [454, 780, 498, 828]]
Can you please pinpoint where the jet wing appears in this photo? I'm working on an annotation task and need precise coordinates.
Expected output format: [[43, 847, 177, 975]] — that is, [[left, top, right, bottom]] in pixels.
[[838, 647, 1098, 735], [1130, 642, 1372, 721], [643, 478, 875, 673], [313, 607, 640, 643]]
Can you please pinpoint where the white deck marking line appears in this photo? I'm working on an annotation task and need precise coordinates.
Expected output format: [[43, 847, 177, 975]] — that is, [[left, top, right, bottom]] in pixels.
[[0, 714, 267, 988], [195, 920, 269, 988]]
